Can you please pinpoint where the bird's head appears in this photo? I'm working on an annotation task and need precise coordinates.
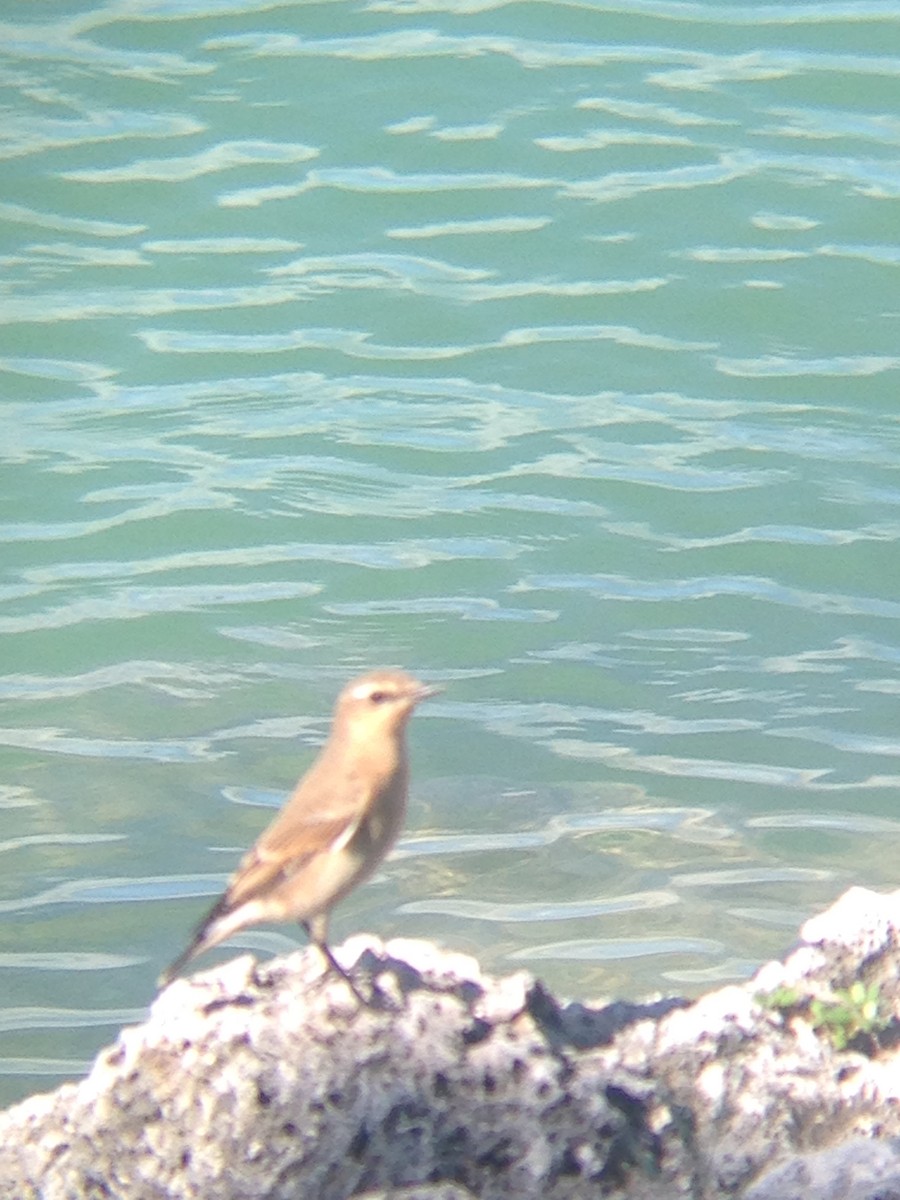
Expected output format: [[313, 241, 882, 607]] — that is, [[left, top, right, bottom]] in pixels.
[[332, 669, 438, 744]]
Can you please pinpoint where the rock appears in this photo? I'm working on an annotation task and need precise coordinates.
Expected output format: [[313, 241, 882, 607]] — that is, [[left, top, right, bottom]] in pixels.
[[358, 1188, 480, 1200], [1, 888, 899, 1199], [744, 1137, 900, 1200]]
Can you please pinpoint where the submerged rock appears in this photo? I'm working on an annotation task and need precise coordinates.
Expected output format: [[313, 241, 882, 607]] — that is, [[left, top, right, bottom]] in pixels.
[[1, 887, 900, 1199]]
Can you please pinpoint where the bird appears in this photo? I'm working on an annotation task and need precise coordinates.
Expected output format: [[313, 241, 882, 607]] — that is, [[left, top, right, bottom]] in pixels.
[[158, 668, 436, 994]]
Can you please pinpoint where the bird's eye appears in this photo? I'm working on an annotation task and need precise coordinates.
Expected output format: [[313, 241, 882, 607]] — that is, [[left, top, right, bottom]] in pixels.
[[368, 690, 388, 704]]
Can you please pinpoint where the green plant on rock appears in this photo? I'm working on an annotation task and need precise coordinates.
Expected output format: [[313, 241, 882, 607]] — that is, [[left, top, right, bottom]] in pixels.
[[757, 980, 890, 1053], [756, 985, 802, 1013], [808, 982, 888, 1051]]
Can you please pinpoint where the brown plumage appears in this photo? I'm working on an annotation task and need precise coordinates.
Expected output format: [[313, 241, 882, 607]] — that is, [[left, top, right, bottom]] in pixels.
[[158, 669, 436, 989]]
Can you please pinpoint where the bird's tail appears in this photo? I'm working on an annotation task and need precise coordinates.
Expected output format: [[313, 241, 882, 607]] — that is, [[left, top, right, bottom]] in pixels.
[[157, 894, 231, 989], [157, 940, 201, 990]]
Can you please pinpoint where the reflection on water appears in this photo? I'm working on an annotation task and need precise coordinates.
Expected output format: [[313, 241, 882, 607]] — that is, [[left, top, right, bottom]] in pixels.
[[1, 0, 899, 1108]]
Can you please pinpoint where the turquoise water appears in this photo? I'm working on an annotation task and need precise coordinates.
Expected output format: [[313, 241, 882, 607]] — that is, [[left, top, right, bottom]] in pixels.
[[2, 0, 899, 1107]]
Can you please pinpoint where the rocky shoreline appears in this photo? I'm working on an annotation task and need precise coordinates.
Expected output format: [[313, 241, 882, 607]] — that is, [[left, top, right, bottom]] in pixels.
[[2, 886, 900, 1199]]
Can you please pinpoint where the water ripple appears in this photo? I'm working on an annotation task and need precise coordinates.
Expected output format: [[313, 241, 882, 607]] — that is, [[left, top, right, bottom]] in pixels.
[[748, 813, 900, 834], [400, 889, 678, 922], [0, 662, 243, 702], [0, 874, 227, 916], [0, 284, 307, 326], [516, 573, 900, 619], [205, 28, 703, 70], [395, 830, 558, 858], [326, 597, 557, 622], [0, 582, 320, 634], [2, 109, 204, 161], [0, 833, 123, 856], [565, 158, 750, 203], [548, 742, 833, 789], [0, 727, 224, 764], [674, 866, 833, 887], [0, 953, 142, 971], [0, 1057, 92, 1077], [220, 165, 556, 207], [511, 936, 725, 963], [144, 236, 305, 255], [0, 1007, 143, 1034], [769, 727, 900, 758], [386, 215, 552, 239], [367, 0, 898, 23], [3, 16, 209, 79], [62, 141, 319, 184], [0, 787, 38, 810], [19, 539, 519, 584], [613, 522, 900, 549], [717, 353, 900, 377]]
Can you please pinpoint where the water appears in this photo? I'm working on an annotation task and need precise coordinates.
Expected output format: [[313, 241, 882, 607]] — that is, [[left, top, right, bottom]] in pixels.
[[1, 0, 899, 1108]]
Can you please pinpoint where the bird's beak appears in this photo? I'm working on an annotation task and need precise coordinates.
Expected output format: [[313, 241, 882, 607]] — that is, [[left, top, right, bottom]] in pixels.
[[412, 683, 442, 702]]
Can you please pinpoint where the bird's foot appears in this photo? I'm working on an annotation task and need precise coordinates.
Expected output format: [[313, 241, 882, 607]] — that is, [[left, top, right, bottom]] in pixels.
[[316, 943, 400, 1011]]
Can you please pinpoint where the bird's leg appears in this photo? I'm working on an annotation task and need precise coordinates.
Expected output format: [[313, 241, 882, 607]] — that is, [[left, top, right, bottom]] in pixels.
[[302, 921, 373, 1006]]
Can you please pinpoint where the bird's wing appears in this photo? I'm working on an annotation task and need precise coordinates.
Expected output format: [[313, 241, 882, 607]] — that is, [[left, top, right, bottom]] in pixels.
[[256, 748, 374, 851], [223, 754, 371, 909], [223, 811, 358, 910]]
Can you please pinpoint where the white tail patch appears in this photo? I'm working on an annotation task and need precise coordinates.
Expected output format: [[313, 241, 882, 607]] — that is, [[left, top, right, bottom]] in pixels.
[[207, 899, 269, 947]]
